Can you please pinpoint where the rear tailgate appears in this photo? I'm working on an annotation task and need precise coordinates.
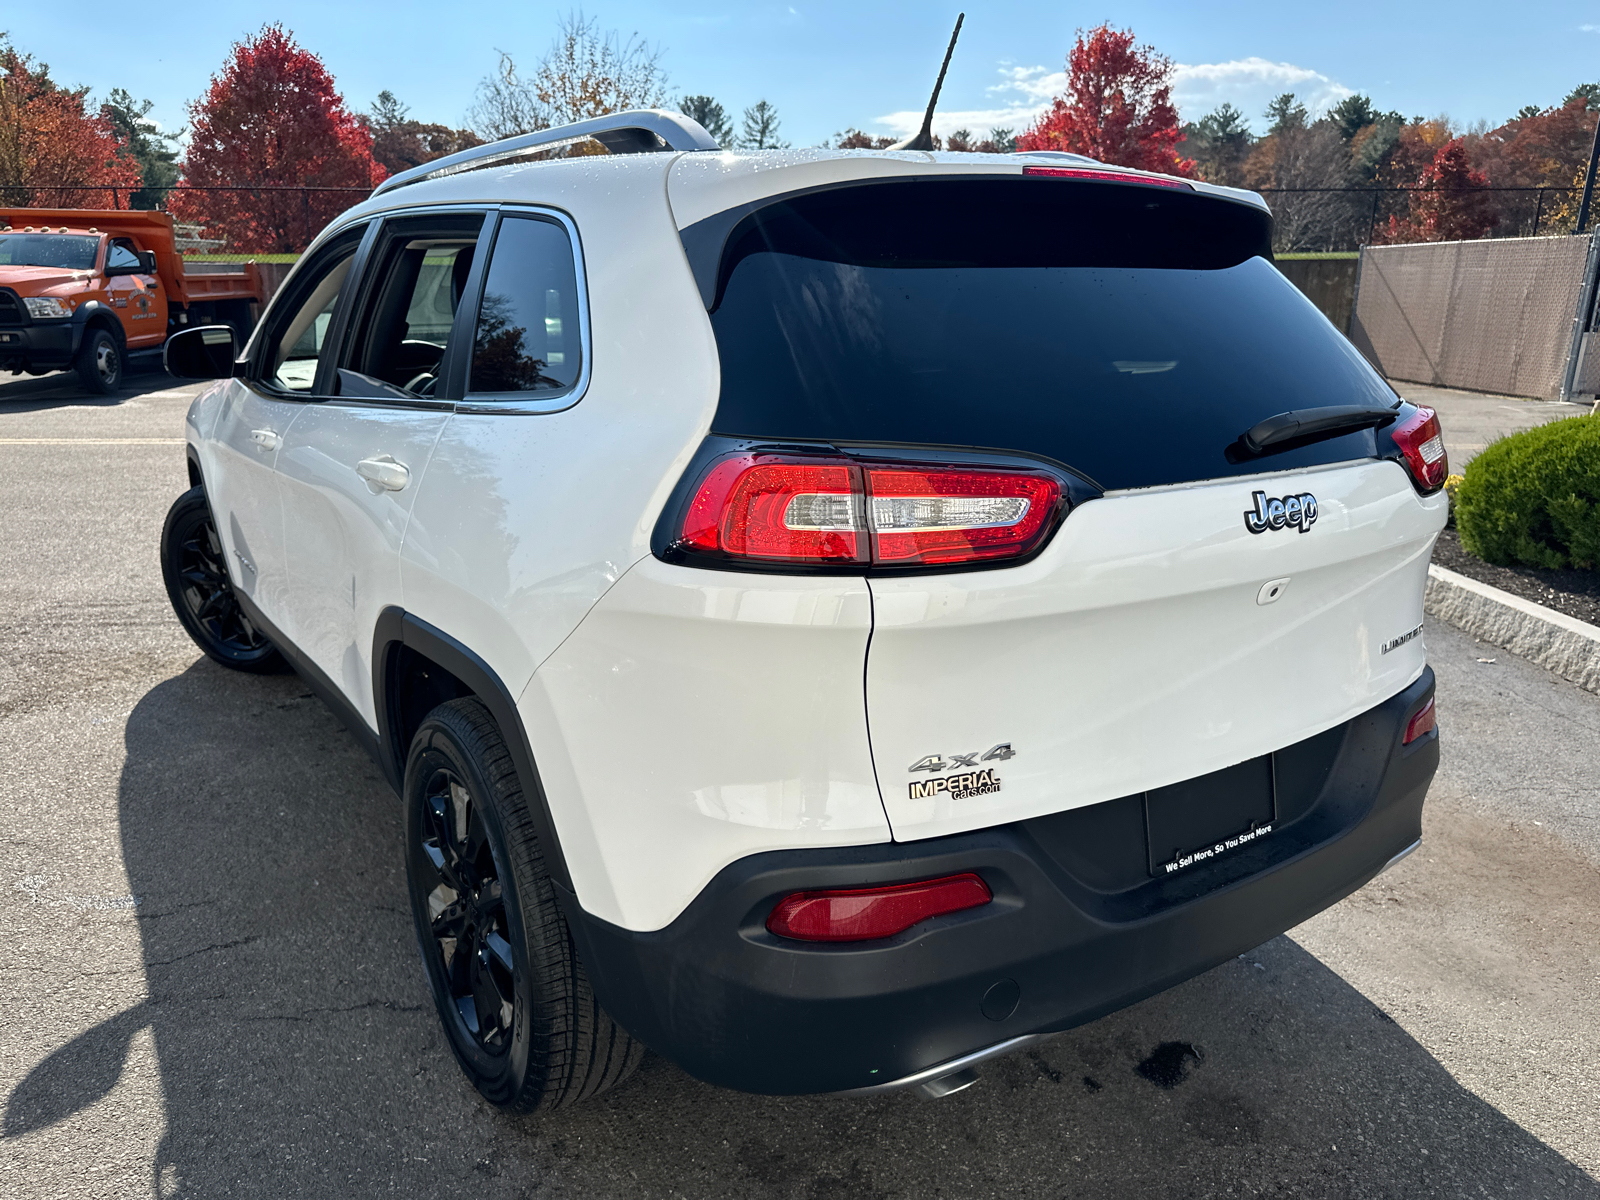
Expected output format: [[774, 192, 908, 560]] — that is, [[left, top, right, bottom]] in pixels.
[[866, 459, 1442, 839], [682, 166, 1448, 843]]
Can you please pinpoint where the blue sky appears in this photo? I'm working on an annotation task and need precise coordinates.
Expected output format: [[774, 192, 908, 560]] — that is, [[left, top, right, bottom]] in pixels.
[[11, 2, 1598, 147]]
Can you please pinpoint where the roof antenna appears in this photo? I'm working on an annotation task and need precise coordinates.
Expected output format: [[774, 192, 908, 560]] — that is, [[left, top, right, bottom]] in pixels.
[[888, 13, 964, 152]]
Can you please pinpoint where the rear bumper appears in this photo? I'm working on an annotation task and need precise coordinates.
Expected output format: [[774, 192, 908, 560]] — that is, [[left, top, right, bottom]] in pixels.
[[565, 668, 1439, 1096]]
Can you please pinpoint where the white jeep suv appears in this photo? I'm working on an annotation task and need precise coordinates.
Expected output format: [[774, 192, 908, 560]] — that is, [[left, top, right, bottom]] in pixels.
[[159, 110, 1447, 1109]]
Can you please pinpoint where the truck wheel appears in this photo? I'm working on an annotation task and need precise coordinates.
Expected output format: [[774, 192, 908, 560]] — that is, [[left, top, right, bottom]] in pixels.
[[159, 486, 286, 673], [74, 328, 123, 394], [404, 698, 644, 1111]]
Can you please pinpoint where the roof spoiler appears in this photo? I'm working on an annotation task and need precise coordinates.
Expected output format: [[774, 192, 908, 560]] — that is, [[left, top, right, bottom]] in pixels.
[[372, 109, 721, 198]]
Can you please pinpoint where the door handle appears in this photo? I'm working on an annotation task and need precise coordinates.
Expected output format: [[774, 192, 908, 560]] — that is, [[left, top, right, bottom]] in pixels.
[[250, 428, 280, 451], [356, 455, 410, 493]]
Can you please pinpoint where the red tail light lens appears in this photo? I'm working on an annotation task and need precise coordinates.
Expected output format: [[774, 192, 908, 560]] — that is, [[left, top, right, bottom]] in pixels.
[[680, 454, 864, 564], [1023, 165, 1193, 190], [1391, 406, 1448, 492], [1403, 697, 1436, 745], [766, 873, 993, 942], [677, 454, 1064, 568]]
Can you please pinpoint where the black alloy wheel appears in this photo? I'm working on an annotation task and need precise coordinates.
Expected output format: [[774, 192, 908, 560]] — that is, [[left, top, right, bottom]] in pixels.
[[404, 699, 644, 1110], [159, 486, 286, 673], [417, 766, 518, 1052]]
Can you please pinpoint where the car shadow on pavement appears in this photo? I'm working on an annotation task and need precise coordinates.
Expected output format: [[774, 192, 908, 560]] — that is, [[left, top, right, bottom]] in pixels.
[[6, 661, 1598, 1198], [0, 365, 170, 411]]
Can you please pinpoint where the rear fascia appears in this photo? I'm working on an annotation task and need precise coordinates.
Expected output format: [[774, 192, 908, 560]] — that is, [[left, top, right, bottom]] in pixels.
[[566, 668, 1438, 1095]]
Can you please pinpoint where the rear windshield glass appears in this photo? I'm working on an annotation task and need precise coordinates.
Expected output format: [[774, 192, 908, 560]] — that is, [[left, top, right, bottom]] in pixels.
[[702, 179, 1395, 492]]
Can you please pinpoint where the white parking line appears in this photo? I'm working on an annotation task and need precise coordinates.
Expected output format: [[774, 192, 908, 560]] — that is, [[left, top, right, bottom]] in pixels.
[[0, 438, 186, 445]]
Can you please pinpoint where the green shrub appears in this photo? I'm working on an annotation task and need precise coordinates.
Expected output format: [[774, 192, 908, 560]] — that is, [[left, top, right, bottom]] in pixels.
[[1456, 416, 1600, 570]]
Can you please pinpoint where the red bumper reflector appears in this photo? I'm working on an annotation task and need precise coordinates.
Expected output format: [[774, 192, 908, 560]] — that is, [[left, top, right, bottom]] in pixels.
[[1023, 165, 1193, 190], [1391, 406, 1448, 492], [766, 873, 993, 942], [1403, 697, 1436, 745]]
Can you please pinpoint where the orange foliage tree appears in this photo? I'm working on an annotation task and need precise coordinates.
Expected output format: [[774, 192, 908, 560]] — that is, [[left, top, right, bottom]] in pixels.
[[172, 24, 384, 254], [1379, 138, 1499, 243], [1014, 25, 1194, 176], [0, 39, 139, 207]]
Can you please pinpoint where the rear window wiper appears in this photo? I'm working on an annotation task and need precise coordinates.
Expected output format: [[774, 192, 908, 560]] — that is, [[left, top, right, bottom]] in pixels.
[[1230, 404, 1398, 460]]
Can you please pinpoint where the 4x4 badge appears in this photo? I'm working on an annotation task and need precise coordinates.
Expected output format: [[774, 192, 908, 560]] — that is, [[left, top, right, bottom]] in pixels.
[[908, 743, 1015, 773], [1244, 490, 1318, 535]]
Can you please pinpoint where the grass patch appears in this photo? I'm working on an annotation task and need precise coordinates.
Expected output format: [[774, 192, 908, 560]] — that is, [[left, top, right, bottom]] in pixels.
[[1275, 252, 1360, 261], [182, 253, 301, 264]]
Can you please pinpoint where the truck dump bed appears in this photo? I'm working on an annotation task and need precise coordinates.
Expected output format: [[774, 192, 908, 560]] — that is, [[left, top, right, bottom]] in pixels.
[[0, 208, 262, 306]]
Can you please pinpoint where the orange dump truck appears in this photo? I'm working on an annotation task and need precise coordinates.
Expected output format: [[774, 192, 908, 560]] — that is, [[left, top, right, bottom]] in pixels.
[[0, 209, 266, 393]]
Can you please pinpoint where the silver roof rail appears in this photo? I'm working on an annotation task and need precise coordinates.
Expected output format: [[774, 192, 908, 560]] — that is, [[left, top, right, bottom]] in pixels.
[[372, 109, 720, 198]]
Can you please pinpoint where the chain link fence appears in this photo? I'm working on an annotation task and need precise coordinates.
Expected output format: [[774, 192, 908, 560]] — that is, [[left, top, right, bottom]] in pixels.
[[1350, 235, 1594, 399], [1257, 186, 1582, 252]]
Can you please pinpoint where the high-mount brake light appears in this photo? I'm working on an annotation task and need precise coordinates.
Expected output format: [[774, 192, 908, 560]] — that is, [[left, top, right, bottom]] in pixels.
[[1403, 697, 1437, 745], [1023, 165, 1194, 191], [766, 873, 993, 942], [1390, 406, 1449, 492], [676, 454, 1064, 568]]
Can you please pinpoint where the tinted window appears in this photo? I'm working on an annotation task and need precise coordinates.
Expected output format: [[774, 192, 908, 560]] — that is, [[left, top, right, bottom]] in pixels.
[[704, 180, 1395, 492], [339, 215, 483, 398], [469, 216, 582, 396]]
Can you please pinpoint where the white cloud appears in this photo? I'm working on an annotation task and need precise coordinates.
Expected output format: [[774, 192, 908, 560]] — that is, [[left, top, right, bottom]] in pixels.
[[1171, 57, 1355, 127], [1582, 22, 1600, 30], [873, 61, 1061, 139], [871, 55, 1354, 140]]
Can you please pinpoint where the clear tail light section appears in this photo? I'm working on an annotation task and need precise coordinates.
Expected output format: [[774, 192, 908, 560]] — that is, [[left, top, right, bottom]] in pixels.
[[1390, 406, 1448, 493], [766, 873, 993, 942], [674, 453, 1065, 569]]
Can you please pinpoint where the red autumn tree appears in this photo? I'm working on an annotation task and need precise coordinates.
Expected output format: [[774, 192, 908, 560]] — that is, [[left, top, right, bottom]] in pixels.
[[0, 39, 140, 207], [1378, 138, 1499, 243], [1015, 25, 1194, 176], [172, 24, 384, 254]]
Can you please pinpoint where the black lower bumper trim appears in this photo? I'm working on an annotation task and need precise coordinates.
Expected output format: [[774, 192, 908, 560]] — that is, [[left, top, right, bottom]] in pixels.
[[564, 669, 1439, 1096]]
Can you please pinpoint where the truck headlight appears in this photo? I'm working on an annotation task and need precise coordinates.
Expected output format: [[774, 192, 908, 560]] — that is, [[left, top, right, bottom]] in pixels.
[[23, 297, 71, 320]]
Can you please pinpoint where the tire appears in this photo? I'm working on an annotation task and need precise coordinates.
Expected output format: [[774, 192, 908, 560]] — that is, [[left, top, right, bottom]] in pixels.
[[159, 486, 286, 673], [404, 698, 644, 1111], [74, 327, 122, 394]]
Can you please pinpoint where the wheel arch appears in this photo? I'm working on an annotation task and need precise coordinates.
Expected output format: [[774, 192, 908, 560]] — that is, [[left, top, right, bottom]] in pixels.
[[71, 304, 126, 355], [374, 608, 575, 892]]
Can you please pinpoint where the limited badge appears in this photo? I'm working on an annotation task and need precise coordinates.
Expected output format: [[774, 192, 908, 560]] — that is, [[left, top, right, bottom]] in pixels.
[[1381, 623, 1423, 654]]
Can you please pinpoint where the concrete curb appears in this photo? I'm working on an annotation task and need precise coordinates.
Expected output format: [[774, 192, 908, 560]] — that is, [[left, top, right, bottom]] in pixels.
[[1426, 563, 1600, 693]]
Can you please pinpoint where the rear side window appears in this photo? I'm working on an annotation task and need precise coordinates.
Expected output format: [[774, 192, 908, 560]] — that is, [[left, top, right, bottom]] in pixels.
[[468, 215, 583, 399], [700, 179, 1396, 492]]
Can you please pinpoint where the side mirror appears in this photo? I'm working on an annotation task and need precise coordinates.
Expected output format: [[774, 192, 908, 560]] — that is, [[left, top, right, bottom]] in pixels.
[[165, 325, 238, 380], [138, 250, 158, 274]]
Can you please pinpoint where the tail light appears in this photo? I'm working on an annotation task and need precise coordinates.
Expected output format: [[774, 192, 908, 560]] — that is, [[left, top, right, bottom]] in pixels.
[[766, 873, 992, 942], [1023, 165, 1193, 190], [675, 453, 1064, 569], [1390, 406, 1448, 492], [1403, 697, 1437, 745]]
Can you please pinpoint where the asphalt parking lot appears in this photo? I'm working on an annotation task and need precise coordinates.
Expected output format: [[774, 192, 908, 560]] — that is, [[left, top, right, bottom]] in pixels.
[[2, 367, 1598, 1199]]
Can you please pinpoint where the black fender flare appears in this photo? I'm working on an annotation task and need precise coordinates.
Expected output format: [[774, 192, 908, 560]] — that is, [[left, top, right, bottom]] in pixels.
[[372, 609, 574, 892], [70, 302, 125, 358]]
